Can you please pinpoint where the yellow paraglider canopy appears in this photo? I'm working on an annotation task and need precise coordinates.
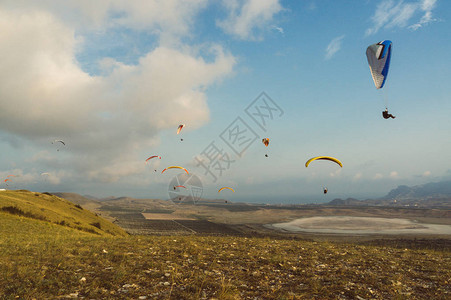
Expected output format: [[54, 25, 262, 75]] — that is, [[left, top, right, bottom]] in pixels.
[[305, 156, 343, 168], [161, 166, 189, 174], [218, 187, 235, 193]]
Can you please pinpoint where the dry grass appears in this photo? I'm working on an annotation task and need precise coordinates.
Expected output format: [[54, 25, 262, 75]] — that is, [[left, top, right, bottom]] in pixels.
[[0, 190, 127, 237], [1, 191, 450, 299], [1, 212, 450, 299]]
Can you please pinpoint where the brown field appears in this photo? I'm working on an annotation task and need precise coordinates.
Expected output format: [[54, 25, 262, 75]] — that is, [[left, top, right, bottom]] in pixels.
[[2, 191, 450, 299], [142, 213, 196, 220], [95, 201, 451, 251]]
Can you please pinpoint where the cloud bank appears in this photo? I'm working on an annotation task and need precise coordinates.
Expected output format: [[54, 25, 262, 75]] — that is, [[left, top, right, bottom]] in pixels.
[[0, 3, 235, 183]]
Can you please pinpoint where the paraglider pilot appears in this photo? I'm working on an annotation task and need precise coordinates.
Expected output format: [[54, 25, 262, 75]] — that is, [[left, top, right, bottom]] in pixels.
[[382, 108, 395, 119], [323, 188, 328, 194]]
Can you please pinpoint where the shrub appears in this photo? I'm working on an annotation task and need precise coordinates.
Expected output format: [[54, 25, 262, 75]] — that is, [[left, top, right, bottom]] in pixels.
[[1, 206, 48, 221], [90, 222, 101, 229]]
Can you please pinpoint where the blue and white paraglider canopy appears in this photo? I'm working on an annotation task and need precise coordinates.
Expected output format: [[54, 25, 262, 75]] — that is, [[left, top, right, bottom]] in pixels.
[[366, 40, 392, 89]]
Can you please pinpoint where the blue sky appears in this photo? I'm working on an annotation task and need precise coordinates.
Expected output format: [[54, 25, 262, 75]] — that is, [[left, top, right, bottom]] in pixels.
[[1, 0, 450, 203]]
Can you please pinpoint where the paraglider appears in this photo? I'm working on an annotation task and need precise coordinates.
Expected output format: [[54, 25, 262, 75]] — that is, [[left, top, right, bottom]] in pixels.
[[146, 156, 161, 172], [145, 156, 161, 163], [218, 187, 235, 193], [41, 173, 50, 182], [262, 138, 269, 157], [52, 140, 66, 151], [4, 179, 11, 186], [366, 40, 395, 119], [305, 156, 343, 168], [177, 124, 185, 135], [173, 185, 186, 190], [305, 156, 342, 195], [177, 124, 185, 141], [52, 140, 65, 145], [161, 166, 189, 175]]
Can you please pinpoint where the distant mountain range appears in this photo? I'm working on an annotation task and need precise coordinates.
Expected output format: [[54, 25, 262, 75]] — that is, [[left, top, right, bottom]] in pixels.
[[51, 180, 451, 210], [382, 181, 451, 200], [329, 180, 451, 208]]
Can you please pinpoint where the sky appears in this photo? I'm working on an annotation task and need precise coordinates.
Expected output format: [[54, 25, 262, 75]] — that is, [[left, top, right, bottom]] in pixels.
[[1, 0, 450, 204]]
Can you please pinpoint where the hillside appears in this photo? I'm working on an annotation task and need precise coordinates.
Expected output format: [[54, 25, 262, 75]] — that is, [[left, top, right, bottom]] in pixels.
[[1, 190, 450, 298], [0, 211, 450, 298], [329, 180, 451, 208], [51, 192, 103, 211], [0, 190, 127, 237], [383, 180, 451, 199]]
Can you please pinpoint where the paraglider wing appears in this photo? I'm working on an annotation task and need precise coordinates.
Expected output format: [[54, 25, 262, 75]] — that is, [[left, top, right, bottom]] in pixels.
[[174, 185, 186, 189], [52, 140, 66, 145], [218, 187, 235, 193], [161, 166, 189, 174], [366, 40, 392, 89], [262, 138, 270, 147], [305, 156, 343, 168], [145, 156, 161, 163], [177, 124, 185, 135]]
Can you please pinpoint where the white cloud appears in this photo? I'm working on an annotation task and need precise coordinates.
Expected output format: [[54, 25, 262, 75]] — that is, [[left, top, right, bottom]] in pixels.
[[366, 0, 438, 36], [373, 173, 383, 180], [409, 0, 438, 30], [1, 0, 209, 45], [0, 7, 236, 183], [329, 168, 342, 178], [389, 171, 399, 178], [217, 0, 283, 40], [353, 172, 363, 181], [272, 25, 284, 34], [325, 35, 345, 60]]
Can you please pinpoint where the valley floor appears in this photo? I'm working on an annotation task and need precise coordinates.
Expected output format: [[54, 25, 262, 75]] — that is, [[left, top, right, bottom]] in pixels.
[[1, 213, 450, 299]]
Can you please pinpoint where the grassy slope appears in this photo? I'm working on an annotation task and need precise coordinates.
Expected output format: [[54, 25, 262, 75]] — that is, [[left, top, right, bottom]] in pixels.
[[0, 190, 127, 237], [51, 192, 103, 212], [0, 191, 450, 299]]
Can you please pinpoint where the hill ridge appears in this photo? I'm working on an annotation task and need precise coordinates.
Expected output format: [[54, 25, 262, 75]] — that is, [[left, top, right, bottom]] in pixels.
[[0, 190, 127, 237]]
